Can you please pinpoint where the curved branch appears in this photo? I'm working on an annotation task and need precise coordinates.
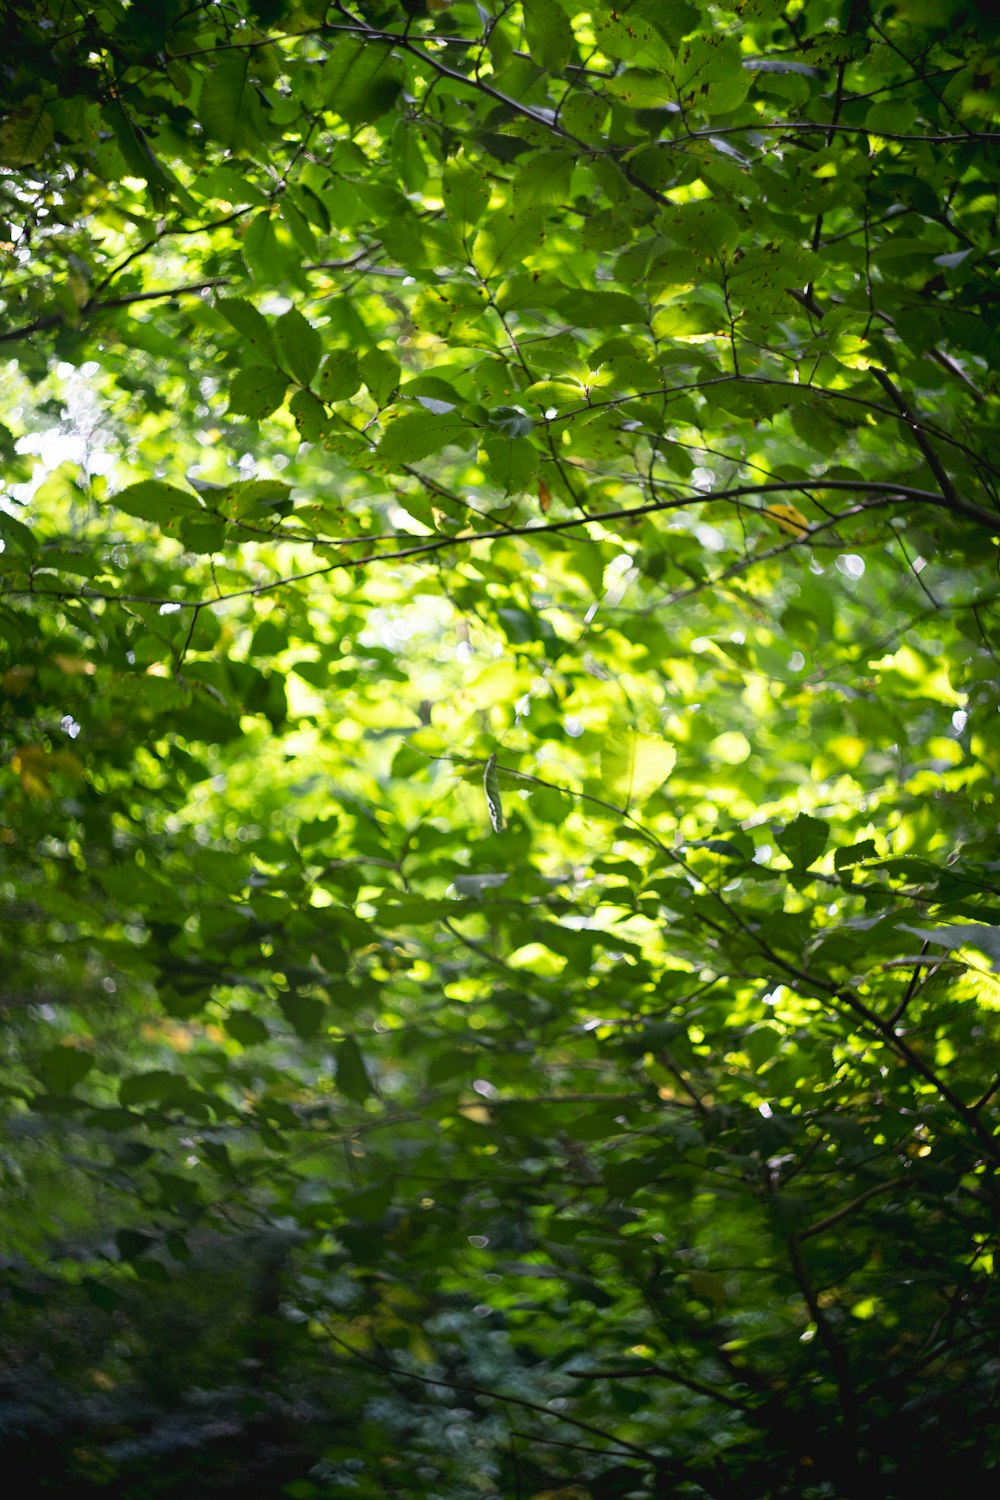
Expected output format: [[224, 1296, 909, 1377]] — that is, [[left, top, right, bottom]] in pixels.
[[0, 247, 382, 346], [3, 479, 966, 615]]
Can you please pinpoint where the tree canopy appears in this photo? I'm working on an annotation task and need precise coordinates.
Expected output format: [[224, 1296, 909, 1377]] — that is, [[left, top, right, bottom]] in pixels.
[[1, 1, 999, 1496]]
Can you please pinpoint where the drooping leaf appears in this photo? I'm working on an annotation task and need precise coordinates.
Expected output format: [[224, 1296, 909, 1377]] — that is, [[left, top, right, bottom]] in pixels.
[[274, 307, 322, 386], [336, 1035, 373, 1101], [242, 210, 302, 285], [318, 37, 403, 124], [102, 99, 189, 211], [522, 0, 575, 73], [215, 297, 277, 360], [483, 753, 504, 833], [900, 924, 1000, 973], [442, 160, 490, 240], [198, 52, 269, 152], [0, 509, 39, 557], [360, 347, 401, 407], [278, 992, 327, 1039]]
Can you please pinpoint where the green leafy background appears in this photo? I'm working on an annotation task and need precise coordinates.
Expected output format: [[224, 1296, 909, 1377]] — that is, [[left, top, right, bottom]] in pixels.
[[1, 1, 999, 1496]]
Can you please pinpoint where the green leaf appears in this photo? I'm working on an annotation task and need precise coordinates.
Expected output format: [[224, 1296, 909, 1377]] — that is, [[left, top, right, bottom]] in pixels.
[[133, 1258, 171, 1284], [522, 0, 575, 73], [198, 52, 269, 152], [274, 307, 322, 385], [118, 1071, 192, 1108], [514, 150, 575, 211], [487, 406, 534, 439], [484, 753, 504, 833], [442, 160, 490, 240], [33, 1046, 94, 1096], [834, 840, 878, 870], [899, 923, 1000, 972], [480, 435, 539, 495], [318, 349, 363, 404], [336, 1036, 373, 1101], [522, 378, 584, 412], [606, 69, 677, 109], [404, 374, 464, 405], [673, 34, 750, 115], [278, 992, 327, 1039], [776, 814, 830, 872], [319, 37, 402, 125], [224, 1010, 269, 1046], [111, 481, 203, 524], [82, 1278, 121, 1312], [474, 207, 546, 277], [281, 195, 320, 259], [220, 478, 293, 518], [0, 509, 39, 557], [179, 515, 226, 554], [360, 347, 401, 407], [555, 289, 646, 326], [242, 211, 302, 285], [116, 1228, 155, 1261], [594, 13, 674, 69], [648, 0, 701, 40], [559, 93, 610, 142], [101, 99, 188, 211], [215, 297, 277, 360], [0, 96, 54, 165], [229, 366, 290, 419], [865, 101, 918, 136], [377, 410, 472, 467], [601, 732, 676, 804], [737, 0, 787, 18], [730, 243, 822, 313], [662, 200, 741, 256], [289, 389, 330, 440]]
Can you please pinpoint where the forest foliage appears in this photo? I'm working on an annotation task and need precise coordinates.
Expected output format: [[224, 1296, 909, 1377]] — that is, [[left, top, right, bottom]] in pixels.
[[1, 1, 999, 1496]]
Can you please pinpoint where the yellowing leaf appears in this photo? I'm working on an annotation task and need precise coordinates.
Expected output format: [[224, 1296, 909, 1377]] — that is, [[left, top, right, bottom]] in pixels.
[[458, 1103, 492, 1124], [529, 1490, 593, 1500], [3, 666, 35, 693], [12, 745, 83, 797], [764, 502, 809, 536], [52, 655, 96, 675], [687, 1269, 727, 1307]]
